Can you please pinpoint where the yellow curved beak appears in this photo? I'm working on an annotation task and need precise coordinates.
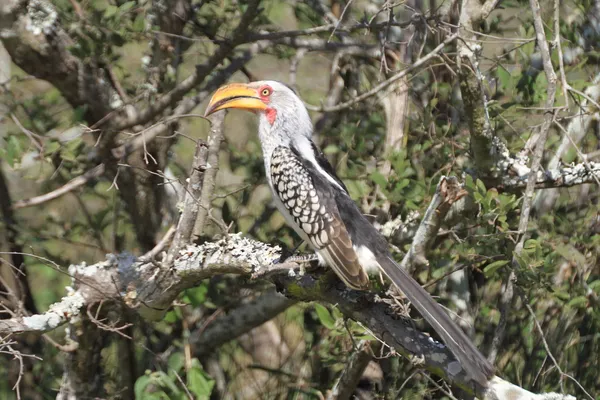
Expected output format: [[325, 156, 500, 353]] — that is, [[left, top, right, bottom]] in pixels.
[[204, 83, 267, 116]]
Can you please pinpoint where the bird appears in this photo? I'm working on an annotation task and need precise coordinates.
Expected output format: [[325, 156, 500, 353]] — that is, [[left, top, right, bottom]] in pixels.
[[204, 80, 495, 386]]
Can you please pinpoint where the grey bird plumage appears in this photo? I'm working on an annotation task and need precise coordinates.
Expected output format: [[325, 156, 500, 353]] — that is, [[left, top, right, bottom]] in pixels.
[[205, 80, 495, 386]]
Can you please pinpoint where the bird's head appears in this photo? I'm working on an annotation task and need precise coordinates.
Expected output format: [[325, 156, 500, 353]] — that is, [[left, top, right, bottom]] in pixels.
[[205, 81, 312, 144]]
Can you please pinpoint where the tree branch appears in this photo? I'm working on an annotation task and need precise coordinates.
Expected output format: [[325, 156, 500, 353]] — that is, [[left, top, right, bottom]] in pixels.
[[0, 177, 528, 396], [191, 289, 296, 356], [168, 139, 209, 260], [490, 0, 558, 364], [0, 0, 115, 123], [111, 0, 262, 131], [11, 164, 106, 210], [192, 111, 227, 238], [326, 340, 373, 400], [305, 33, 459, 112]]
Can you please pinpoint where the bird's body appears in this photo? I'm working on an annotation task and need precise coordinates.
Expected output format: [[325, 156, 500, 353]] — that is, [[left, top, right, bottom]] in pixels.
[[205, 81, 494, 386]]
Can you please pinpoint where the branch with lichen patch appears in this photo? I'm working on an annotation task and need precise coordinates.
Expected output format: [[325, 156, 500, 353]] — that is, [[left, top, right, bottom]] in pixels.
[[0, 176, 576, 399]]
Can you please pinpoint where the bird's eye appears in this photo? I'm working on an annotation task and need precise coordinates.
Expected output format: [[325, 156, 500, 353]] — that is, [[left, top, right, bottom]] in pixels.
[[261, 88, 271, 96]]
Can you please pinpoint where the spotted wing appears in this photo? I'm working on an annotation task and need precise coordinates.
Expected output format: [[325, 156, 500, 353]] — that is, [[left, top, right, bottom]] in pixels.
[[270, 146, 369, 289]]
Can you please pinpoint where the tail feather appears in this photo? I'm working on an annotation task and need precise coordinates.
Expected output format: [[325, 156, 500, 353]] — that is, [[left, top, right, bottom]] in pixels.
[[378, 255, 494, 385]]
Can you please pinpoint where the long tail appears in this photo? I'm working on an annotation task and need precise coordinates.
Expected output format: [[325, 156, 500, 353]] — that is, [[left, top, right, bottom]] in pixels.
[[377, 255, 495, 386]]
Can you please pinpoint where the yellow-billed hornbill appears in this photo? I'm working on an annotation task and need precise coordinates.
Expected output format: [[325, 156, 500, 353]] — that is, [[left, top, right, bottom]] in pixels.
[[205, 81, 494, 385]]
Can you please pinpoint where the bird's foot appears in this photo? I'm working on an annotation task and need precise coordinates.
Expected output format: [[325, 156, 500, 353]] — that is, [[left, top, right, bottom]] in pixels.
[[273, 240, 316, 264], [282, 253, 319, 264]]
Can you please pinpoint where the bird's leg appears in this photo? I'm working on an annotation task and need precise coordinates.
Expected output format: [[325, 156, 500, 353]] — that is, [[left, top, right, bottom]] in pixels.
[[283, 253, 319, 263], [274, 240, 318, 264], [273, 240, 299, 264]]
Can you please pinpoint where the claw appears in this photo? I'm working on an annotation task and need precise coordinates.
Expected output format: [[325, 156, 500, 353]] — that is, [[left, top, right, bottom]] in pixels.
[[273, 240, 305, 264]]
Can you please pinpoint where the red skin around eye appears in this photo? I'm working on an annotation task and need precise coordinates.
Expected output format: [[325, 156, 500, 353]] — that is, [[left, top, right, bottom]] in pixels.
[[258, 85, 272, 103], [258, 85, 277, 124]]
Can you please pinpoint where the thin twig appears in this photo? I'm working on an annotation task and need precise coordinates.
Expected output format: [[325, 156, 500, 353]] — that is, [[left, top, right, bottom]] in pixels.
[[12, 164, 106, 210], [305, 33, 459, 112], [139, 225, 176, 262], [553, 0, 568, 107], [327, 0, 354, 42], [522, 300, 594, 400], [490, 0, 558, 363]]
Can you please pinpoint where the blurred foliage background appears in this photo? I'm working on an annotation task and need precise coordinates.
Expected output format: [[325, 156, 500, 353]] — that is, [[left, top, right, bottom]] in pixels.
[[0, 0, 599, 399]]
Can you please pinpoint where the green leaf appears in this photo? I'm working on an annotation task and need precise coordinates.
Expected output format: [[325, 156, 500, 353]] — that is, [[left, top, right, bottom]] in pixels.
[[119, 1, 136, 12], [168, 353, 184, 374], [163, 310, 179, 323], [524, 239, 539, 250], [553, 290, 571, 302], [134, 375, 152, 399], [154, 371, 180, 395], [43, 140, 61, 157], [104, 5, 119, 18], [60, 148, 77, 162], [187, 360, 214, 399], [5, 136, 22, 167], [589, 280, 600, 292], [353, 334, 377, 341], [464, 174, 475, 190], [476, 179, 487, 195], [183, 285, 208, 307], [396, 178, 410, 191], [497, 66, 512, 91], [314, 303, 336, 330], [133, 13, 146, 32], [567, 296, 588, 309], [370, 171, 387, 188], [323, 144, 339, 155], [484, 260, 509, 277], [331, 305, 343, 321], [72, 106, 87, 122]]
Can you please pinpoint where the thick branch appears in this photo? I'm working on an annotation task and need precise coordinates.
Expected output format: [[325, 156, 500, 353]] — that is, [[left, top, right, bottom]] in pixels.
[[0, 0, 115, 123], [0, 235, 576, 399], [191, 289, 296, 356], [0, 292, 85, 334]]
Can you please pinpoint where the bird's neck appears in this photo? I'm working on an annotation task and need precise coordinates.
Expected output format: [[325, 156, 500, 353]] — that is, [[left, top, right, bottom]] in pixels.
[[257, 114, 313, 171]]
